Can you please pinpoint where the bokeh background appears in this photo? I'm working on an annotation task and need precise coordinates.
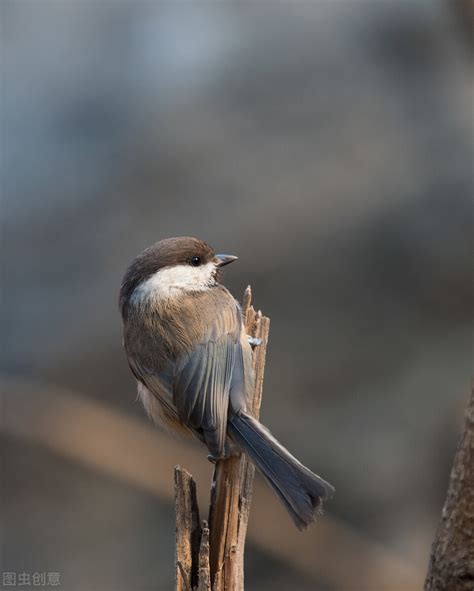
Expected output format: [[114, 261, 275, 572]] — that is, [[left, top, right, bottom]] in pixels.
[[1, 1, 472, 590]]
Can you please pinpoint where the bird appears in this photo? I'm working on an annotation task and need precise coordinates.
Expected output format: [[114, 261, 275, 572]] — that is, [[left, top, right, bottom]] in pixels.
[[119, 236, 334, 529]]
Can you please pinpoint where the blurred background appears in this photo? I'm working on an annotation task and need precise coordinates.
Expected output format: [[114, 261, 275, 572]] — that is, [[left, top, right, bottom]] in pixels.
[[1, 1, 472, 590]]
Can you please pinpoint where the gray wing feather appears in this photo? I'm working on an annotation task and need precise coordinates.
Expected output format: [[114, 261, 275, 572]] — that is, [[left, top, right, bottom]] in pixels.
[[174, 336, 238, 457]]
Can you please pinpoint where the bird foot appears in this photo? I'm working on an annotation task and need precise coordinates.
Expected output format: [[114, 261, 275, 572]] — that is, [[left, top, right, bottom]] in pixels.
[[247, 336, 262, 347], [207, 444, 241, 464]]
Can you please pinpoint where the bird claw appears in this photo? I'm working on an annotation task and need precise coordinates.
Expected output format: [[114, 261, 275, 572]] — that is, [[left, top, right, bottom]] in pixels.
[[207, 444, 241, 464], [247, 336, 262, 347]]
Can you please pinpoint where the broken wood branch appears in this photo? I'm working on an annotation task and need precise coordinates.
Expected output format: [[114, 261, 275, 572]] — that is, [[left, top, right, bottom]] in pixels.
[[174, 286, 270, 591]]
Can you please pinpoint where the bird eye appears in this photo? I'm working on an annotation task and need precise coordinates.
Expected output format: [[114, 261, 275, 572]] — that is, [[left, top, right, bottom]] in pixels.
[[189, 256, 202, 267]]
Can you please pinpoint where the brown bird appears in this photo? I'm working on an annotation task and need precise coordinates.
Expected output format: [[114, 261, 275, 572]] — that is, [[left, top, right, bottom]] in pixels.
[[119, 236, 334, 529]]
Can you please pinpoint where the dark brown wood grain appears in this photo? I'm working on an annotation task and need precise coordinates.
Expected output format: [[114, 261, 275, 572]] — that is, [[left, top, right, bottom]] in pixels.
[[424, 384, 474, 591], [175, 466, 202, 591]]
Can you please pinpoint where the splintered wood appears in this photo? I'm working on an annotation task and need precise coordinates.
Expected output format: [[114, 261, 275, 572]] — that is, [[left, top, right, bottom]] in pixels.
[[424, 385, 474, 591], [174, 286, 270, 591]]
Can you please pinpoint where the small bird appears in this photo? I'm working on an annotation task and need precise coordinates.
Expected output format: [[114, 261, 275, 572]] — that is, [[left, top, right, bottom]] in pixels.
[[119, 236, 334, 529]]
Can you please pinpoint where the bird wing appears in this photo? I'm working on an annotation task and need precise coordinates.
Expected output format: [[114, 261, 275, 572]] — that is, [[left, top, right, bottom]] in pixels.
[[172, 298, 246, 458], [173, 335, 239, 457], [127, 356, 179, 423]]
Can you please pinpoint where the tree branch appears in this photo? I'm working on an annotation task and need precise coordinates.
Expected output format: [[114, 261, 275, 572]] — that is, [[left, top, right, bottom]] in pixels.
[[174, 286, 270, 591], [208, 286, 269, 589], [175, 466, 201, 591], [424, 384, 474, 591]]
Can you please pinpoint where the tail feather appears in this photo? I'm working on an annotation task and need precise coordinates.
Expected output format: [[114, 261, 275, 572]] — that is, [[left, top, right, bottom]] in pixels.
[[228, 412, 334, 530]]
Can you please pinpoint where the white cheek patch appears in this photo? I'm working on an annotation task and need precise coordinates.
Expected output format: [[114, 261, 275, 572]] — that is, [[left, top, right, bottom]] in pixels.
[[132, 262, 216, 305]]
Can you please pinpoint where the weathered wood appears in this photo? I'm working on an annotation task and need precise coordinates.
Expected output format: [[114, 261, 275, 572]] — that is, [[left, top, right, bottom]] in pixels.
[[219, 299, 268, 588], [174, 286, 270, 591], [208, 286, 269, 590], [175, 466, 201, 591], [424, 384, 474, 591], [197, 523, 211, 591]]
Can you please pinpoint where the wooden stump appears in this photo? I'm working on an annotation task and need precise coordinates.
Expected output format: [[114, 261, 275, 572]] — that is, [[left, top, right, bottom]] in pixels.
[[174, 287, 270, 591]]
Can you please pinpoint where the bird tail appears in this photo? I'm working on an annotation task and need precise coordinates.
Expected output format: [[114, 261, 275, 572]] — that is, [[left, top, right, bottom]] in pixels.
[[227, 412, 334, 530]]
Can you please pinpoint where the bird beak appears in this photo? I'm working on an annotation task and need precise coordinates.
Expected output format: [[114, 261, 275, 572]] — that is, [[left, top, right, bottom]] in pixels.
[[215, 254, 238, 267]]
